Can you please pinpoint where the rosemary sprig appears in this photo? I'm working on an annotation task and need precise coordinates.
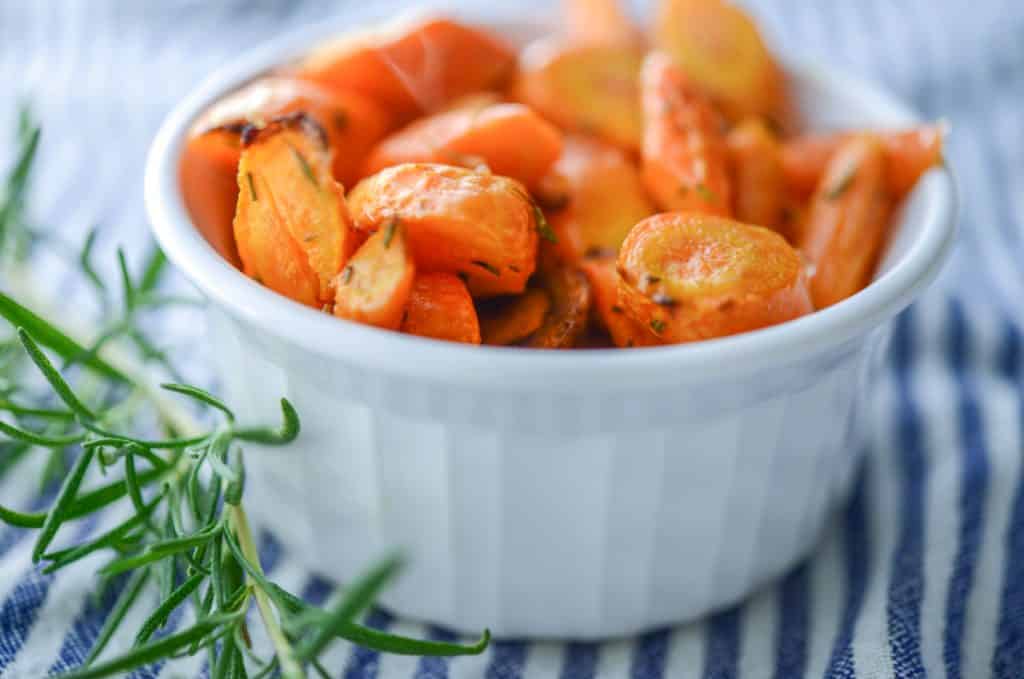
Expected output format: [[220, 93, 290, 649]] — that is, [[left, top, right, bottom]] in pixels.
[[0, 109, 489, 678]]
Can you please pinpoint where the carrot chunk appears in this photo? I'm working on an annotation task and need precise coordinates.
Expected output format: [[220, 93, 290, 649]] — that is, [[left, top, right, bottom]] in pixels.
[[727, 117, 786, 234], [513, 40, 644, 152], [334, 218, 416, 329], [799, 135, 892, 309], [298, 18, 515, 119], [617, 212, 812, 342], [479, 289, 552, 346], [363, 103, 563, 188], [580, 257, 661, 347], [781, 124, 946, 198], [347, 163, 538, 297], [401, 272, 481, 344], [234, 114, 361, 307], [523, 266, 593, 348], [180, 127, 244, 267], [562, 0, 642, 46], [641, 52, 732, 216]]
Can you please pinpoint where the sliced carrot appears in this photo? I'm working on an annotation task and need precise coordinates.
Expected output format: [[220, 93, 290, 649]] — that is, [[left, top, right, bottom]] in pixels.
[[562, 0, 642, 46], [180, 127, 244, 267], [512, 39, 644, 152], [298, 18, 515, 119], [334, 218, 416, 329], [617, 212, 812, 342], [347, 163, 539, 297], [479, 289, 552, 346], [580, 257, 661, 347], [780, 124, 946, 198], [524, 266, 593, 348], [400, 272, 480, 344], [545, 135, 654, 262], [799, 135, 891, 309], [652, 0, 789, 126], [363, 103, 563, 188], [727, 117, 785, 234], [234, 114, 361, 307], [641, 52, 732, 216]]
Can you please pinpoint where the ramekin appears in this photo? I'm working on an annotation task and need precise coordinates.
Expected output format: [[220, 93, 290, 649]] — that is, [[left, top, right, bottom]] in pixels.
[[144, 6, 957, 639]]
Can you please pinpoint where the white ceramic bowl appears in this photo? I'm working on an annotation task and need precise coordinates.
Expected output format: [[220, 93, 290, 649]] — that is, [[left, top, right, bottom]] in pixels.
[[145, 7, 957, 639]]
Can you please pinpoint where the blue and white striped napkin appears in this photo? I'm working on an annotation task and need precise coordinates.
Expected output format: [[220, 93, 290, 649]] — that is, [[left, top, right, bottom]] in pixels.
[[2, 1, 1023, 677]]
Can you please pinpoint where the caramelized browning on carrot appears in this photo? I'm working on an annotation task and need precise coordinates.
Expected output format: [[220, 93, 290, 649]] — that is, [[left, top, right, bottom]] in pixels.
[[180, 127, 244, 267], [562, 0, 642, 46], [234, 114, 360, 306], [298, 18, 515, 119], [513, 40, 644, 152], [781, 124, 946, 198], [363, 103, 564, 188], [545, 135, 654, 262], [653, 0, 789, 126], [400, 272, 480, 343], [347, 164, 539, 296], [524, 266, 593, 348], [581, 257, 661, 347], [641, 52, 732, 216], [799, 135, 891, 309], [617, 213, 812, 342], [334, 218, 416, 329], [727, 118, 786, 234], [479, 288, 552, 346]]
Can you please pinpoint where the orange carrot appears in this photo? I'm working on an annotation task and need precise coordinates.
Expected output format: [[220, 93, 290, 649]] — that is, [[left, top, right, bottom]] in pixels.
[[180, 127, 244, 267], [641, 52, 732, 216], [580, 257, 661, 347], [334, 218, 416, 329], [799, 135, 891, 309], [523, 266, 593, 348], [363, 103, 564, 188], [479, 289, 552, 346], [617, 212, 812, 342], [727, 118, 786, 234], [562, 0, 642, 46], [401, 272, 481, 343], [347, 163, 539, 297]]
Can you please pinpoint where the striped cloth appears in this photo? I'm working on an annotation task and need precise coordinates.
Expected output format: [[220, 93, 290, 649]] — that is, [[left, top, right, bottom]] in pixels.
[[1, 0, 1023, 677]]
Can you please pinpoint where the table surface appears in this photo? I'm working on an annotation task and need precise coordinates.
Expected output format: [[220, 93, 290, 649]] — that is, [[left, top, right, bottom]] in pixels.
[[1, 1, 1023, 678]]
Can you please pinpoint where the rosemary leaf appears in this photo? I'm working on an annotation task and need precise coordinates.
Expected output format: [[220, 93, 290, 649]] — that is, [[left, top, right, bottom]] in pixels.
[[161, 383, 235, 422], [138, 245, 168, 296], [134, 571, 206, 646], [0, 418, 84, 447], [234, 398, 299, 445], [101, 523, 222, 576], [18, 328, 97, 420], [33, 445, 97, 561], [84, 568, 151, 665]]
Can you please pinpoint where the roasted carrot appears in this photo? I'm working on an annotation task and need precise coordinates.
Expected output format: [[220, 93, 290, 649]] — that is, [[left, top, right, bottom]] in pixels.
[[652, 0, 790, 127], [234, 114, 361, 307], [799, 135, 891, 309], [513, 40, 644, 152], [363, 103, 564, 188], [727, 118, 786, 234], [617, 212, 812, 342], [524, 265, 593, 348], [641, 52, 732, 216], [298, 18, 515, 119], [580, 257, 661, 347], [780, 124, 946, 198], [347, 163, 539, 296], [400, 272, 480, 343], [334, 218, 416, 329], [544, 135, 654, 262], [479, 288, 552, 346], [180, 127, 244, 267], [562, 0, 642, 46]]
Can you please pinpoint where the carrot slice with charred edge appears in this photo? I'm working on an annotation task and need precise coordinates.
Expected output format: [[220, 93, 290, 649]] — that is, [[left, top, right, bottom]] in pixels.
[[652, 0, 790, 127], [363, 103, 564, 188], [727, 118, 786, 235], [524, 266, 593, 348], [544, 135, 655, 263], [401, 272, 481, 344], [512, 40, 644, 152], [799, 135, 891, 310], [780, 124, 946, 198], [641, 52, 732, 216], [297, 18, 515, 119], [347, 163, 538, 297], [334, 219, 416, 329], [479, 288, 552, 346], [617, 213, 812, 343], [581, 257, 661, 348], [562, 0, 642, 46], [234, 114, 360, 307], [180, 128, 244, 267]]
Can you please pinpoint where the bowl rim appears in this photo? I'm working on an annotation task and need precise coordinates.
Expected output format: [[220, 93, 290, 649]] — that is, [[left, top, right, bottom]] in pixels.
[[144, 8, 958, 392]]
